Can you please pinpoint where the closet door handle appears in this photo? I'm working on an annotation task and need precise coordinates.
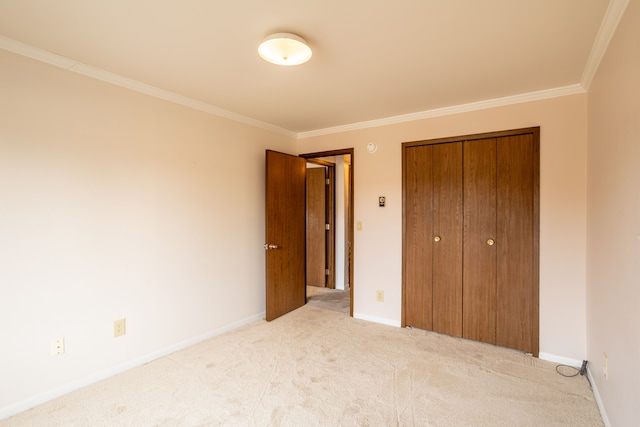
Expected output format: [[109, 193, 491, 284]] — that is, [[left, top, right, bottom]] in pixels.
[[486, 238, 495, 246], [434, 236, 441, 243]]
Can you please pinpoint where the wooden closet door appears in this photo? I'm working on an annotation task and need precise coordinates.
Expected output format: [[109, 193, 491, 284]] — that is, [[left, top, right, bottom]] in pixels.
[[496, 134, 537, 354], [463, 138, 497, 345], [404, 143, 463, 335], [432, 142, 463, 336], [404, 145, 434, 330], [403, 127, 539, 356]]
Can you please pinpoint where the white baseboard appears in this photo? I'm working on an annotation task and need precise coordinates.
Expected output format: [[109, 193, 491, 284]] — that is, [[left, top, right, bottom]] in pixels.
[[587, 367, 611, 427], [353, 312, 401, 327], [0, 312, 265, 421], [538, 355, 610, 426], [538, 352, 583, 367]]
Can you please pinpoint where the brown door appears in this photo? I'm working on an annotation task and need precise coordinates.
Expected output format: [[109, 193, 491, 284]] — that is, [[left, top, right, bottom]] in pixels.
[[265, 150, 306, 321], [404, 144, 434, 330], [462, 138, 498, 345], [306, 166, 326, 287], [402, 128, 539, 356], [404, 143, 463, 336], [496, 134, 537, 354], [432, 142, 463, 336]]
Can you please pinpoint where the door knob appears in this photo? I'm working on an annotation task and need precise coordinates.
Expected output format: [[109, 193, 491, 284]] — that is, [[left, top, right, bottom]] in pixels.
[[487, 238, 495, 246], [434, 236, 441, 243], [263, 244, 279, 250]]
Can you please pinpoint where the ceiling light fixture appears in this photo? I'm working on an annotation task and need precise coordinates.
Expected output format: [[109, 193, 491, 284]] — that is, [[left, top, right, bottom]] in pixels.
[[258, 33, 312, 66]]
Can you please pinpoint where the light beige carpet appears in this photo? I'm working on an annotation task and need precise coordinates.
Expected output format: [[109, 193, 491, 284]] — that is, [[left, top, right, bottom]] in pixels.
[[2, 303, 602, 426], [306, 286, 350, 314]]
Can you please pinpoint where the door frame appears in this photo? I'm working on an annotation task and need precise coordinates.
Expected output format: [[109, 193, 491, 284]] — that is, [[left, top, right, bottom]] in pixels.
[[300, 148, 355, 316]]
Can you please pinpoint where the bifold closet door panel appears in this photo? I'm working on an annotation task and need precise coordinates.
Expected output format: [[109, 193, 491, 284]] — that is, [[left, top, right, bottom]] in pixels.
[[496, 134, 536, 353], [404, 145, 434, 330], [432, 142, 463, 337], [463, 138, 497, 345]]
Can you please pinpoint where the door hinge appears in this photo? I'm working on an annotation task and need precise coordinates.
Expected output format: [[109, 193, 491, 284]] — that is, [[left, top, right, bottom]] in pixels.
[[325, 269, 330, 275], [326, 179, 330, 185], [325, 223, 330, 230]]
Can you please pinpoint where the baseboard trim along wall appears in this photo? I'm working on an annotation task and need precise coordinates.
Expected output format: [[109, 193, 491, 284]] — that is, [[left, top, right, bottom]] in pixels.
[[354, 312, 402, 328], [538, 352, 582, 367], [587, 367, 611, 427], [0, 312, 266, 421], [4, 317, 606, 422], [539, 353, 610, 426]]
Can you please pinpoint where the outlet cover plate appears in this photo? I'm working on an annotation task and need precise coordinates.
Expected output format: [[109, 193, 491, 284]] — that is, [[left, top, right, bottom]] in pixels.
[[51, 338, 65, 356], [114, 319, 126, 337]]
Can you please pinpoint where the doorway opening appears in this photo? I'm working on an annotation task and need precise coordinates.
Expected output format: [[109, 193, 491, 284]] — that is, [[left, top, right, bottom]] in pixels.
[[301, 149, 354, 316]]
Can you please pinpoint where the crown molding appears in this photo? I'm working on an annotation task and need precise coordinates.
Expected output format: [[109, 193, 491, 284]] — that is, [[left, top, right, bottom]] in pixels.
[[297, 84, 586, 139], [0, 35, 78, 69], [299, 0, 630, 139], [0, 35, 297, 139], [3, 0, 628, 144], [580, 0, 629, 90]]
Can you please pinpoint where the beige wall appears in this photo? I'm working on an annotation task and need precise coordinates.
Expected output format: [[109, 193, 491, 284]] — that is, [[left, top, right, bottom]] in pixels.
[[587, 0, 640, 424], [0, 50, 296, 415], [298, 94, 589, 362]]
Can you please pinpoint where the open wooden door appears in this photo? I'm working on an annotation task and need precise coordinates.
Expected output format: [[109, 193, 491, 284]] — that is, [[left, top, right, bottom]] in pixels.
[[265, 150, 306, 321], [306, 166, 327, 287]]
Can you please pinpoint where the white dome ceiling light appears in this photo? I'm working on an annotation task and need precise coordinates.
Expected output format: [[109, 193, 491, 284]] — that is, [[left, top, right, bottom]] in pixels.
[[258, 33, 312, 66]]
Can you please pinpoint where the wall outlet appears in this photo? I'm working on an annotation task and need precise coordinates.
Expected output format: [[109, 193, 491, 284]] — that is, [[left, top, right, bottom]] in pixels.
[[114, 318, 126, 337], [376, 290, 384, 302], [51, 338, 65, 356], [603, 353, 608, 380]]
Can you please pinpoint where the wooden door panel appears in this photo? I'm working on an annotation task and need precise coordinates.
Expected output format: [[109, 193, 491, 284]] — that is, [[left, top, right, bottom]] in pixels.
[[463, 138, 497, 344], [265, 150, 306, 321], [496, 134, 536, 353], [306, 167, 326, 287], [402, 128, 539, 355], [404, 145, 433, 330], [432, 142, 463, 337]]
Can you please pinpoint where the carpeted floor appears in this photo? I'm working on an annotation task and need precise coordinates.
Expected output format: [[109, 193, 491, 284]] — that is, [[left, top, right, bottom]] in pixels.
[[306, 286, 350, 314], [2, 296, 603, 426]]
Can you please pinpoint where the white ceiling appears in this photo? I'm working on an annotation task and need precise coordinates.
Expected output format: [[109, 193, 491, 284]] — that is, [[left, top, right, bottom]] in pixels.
[[0, 1, 621, 136]]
